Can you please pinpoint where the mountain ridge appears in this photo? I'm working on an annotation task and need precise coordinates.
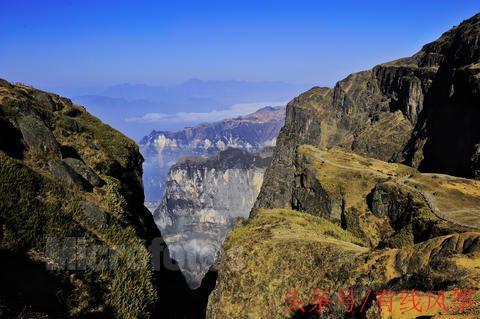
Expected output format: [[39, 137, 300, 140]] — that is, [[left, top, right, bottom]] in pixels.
[[253, 12, 480, 215], [154, 147, 273, 289], [0, 79, 159, 318], [0, 79, 218, 319], [140, 105, 285, 204], [207, 12, 480, 319]]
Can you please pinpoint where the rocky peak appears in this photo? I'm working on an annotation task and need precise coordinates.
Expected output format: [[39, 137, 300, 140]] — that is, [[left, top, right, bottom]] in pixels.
[[416, 13, 480, 68], [253, 12, 480, 215], [139, 105, 285, 204], [174, 147, 273, 171], [154, 147, 273, 289]]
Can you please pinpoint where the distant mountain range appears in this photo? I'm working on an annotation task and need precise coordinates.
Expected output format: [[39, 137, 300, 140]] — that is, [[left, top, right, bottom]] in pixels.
[[100, 79, 305, 106], [139, 105, 285, 205], [72, 79, 306, 139]]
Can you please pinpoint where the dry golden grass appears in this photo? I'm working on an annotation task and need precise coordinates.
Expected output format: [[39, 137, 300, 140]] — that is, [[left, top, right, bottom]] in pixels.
[[297, 144, 414, 221], [406, 174, 480, 228], [298, 145, 480, 230], [210, 208, 366, 318], [210, 207, 480, 318]]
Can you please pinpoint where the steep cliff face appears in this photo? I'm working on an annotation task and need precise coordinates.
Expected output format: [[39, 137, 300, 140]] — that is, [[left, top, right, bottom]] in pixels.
[[254, 13, 480, 214], [209, 14, 480, 318], [402, 15, 480, 176], [154, 148, 272, 289], [208, 147, 480, 318], [0, 80, 217, 319], [139, 106, 284, 204], [0, 80, 160, 318]]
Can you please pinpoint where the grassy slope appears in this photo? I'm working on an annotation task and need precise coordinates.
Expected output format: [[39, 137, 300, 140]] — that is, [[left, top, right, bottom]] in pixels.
[[209, 208, 366, 319], [208, 145, 480, 318], [0, 82, 157, 318], [209, 208, 480, 319]]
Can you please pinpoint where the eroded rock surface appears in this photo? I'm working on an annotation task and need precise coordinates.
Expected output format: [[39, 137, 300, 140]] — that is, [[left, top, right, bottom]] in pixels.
[[0, 80, 202, 319], [254, 13, 480, 215], [139, 106, 285, 204], [208, 147, 480, 318], [154, 147, 272, 288]]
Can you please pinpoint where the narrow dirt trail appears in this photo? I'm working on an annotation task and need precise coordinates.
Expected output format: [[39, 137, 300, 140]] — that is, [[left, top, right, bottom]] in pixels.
[[315, 150, 480, 230]]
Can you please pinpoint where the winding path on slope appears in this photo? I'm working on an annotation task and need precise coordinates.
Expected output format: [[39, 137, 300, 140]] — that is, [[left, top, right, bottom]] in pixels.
[[315, 149, 480, 230]]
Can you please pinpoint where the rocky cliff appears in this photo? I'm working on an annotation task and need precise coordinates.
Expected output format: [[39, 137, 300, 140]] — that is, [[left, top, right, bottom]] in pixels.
[[154, 147, 272, 289], [0, 80, 162, 318], [0, 80, 215, 319], [209, 13, 480, 319], [253, 13, 480, 214], [139, 106, 284, 205], [208, 146, 480, 318]]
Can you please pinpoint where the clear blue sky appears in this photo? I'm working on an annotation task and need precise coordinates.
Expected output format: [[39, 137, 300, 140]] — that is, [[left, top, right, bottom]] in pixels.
[[1, 0, 479, 90]]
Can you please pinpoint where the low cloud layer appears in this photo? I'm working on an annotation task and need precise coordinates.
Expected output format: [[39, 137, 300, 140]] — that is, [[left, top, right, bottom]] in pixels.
[[125, 101, 286, 123]]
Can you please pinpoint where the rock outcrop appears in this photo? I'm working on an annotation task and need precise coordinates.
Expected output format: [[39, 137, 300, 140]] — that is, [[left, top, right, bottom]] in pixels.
[[0, 80, 160, 318], [154, 147, 272, 289], [254, 13, 480, 214], [208, 146, 480, 318], [210, 13, 480, 318], [0, 80, 214, 319], [139, 106, 285, 205]]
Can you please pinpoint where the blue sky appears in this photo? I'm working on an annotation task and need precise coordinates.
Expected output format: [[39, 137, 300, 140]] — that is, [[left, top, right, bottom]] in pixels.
[[1, 0, 479, 92]]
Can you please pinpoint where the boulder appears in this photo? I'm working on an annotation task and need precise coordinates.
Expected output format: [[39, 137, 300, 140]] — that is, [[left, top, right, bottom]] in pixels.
[[17, 115, 61, 157], [62, 158, 104, 187], [31, 91, 63, 112], [79, 201, 110, 228], [48, 159, 92, 191], [56, 116, 83, 133]]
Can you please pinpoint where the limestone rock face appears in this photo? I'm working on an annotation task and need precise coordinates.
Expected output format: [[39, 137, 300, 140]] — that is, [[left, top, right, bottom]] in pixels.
[[154, 147, 272, 289], [254, 13, 480, 215], [139, 106, 285, 205]]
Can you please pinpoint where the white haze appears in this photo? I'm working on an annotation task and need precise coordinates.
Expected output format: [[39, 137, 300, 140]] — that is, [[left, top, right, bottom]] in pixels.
[[125, 101, 287, 124]]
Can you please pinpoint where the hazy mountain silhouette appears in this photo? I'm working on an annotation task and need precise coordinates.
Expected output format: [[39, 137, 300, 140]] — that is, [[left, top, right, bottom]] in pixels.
[[72, 79, 307, 139]]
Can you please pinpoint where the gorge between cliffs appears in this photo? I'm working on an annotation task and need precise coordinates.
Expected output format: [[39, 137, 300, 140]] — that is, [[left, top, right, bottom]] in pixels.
[[1, 10, 480, 319]]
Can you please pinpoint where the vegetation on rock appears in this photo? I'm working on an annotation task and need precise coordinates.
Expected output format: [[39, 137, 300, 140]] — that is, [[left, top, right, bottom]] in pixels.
[[0, 80, 158, 318], [208, 145, 480, 318]]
